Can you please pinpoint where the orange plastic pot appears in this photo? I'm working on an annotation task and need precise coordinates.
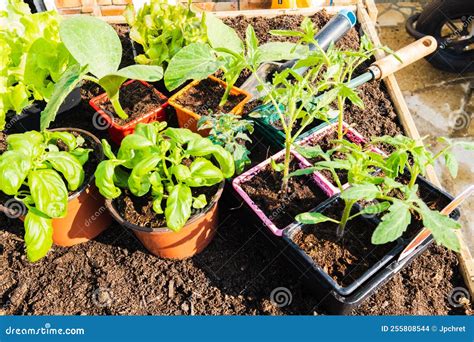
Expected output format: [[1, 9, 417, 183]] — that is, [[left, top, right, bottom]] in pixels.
[[105, 182, 224, 259], [168, 75, 251, 135], [0, 128, 111, 247]]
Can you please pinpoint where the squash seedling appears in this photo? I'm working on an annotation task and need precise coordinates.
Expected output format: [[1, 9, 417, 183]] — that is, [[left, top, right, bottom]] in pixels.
[[198, 112, 254, 175], [0, 130, 91, 261], [41, 16, 164, 130], [95, 122, 234, 231], [294, 136, 474, 251], [164, 14, 308, 106]]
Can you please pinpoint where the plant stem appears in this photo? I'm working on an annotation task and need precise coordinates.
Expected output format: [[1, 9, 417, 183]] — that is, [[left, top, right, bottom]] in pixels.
[[110, 96, 129, 120], [282, 139, 292, 193], [337, 95, 344, 140], [337, 199, 356, 238]]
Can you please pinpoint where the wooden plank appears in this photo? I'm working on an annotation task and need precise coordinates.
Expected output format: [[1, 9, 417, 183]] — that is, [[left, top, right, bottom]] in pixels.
[[357, 0, 474, 296]]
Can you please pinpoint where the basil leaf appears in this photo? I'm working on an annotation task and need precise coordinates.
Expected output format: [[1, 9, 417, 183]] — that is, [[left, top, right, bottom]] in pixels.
[[29, 169, 68, 218], [0, 151, 31, 195], [165, 184, 192, 232], [95, 160, 125, 199], [128, 154, 161, 197], [46, 151, 85, 191], [24, 211, 53, 262], [186, 158, 223, 187]]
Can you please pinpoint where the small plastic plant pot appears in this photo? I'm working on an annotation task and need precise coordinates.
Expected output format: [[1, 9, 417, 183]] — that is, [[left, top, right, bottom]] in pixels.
[[89, 80, 169, 145], [168, 75, 252, 135], [0, 128, 111, 247], [5, 86, 82, 134], [232, 148, 326, 237], [104, 182, 225, 259], [296, 121, 375, 197], [280, 177, 461, 314]]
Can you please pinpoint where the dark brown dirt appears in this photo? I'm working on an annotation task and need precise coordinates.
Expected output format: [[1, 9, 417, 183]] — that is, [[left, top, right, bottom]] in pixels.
[[100, 81, 166, 126], [0, 12, 471, 317], [292, 199, 398, 287], [114, 184, 220, 229], [240, 158, 328, 229], [112, 24, 136, 69], [175, 78, 246, 116]]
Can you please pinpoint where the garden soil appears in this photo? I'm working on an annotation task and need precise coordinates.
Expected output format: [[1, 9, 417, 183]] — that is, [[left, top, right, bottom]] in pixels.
[[0, 11, 471, 316]]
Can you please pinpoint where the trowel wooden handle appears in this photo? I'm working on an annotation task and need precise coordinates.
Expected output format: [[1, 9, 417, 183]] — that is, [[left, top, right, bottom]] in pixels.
[[369, 36, 437, 80]]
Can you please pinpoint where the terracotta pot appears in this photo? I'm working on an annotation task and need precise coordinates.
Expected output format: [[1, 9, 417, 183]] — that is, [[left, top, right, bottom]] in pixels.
[[168, 75, 251, 135], [105, 182, 224, 259], [89, 80, 169, 145], [0, 128, 111, 246]]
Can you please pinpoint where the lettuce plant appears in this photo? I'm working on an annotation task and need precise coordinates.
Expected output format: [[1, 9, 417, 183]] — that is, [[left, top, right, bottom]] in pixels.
[[41, 16, 164, 130], [294, 136, 474, 251], [0, 0, 74, 129], [95, 122, 234, 231], [124, 0, 206, 67], [0, 130, 91, 261], [198, 112, 254, 175], [164, 14, 307, 106]]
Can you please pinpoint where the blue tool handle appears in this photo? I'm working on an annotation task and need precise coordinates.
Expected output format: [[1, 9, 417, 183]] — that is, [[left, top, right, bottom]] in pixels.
[[276, 9, 357, 73]]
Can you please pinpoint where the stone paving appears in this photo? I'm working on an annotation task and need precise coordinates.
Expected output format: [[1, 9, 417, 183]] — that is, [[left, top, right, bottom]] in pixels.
[[375, 1, 473, 251]]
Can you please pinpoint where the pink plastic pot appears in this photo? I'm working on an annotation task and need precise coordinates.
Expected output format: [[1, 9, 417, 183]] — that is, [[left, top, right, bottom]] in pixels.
[[232, 149, 318, 237], [297, 122, 379, 197]]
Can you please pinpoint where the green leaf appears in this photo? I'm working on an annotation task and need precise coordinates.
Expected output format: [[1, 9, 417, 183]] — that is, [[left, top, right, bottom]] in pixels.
[[109, 65, 163, 83], [29, 169, 68, 218], [6, 131, 44, 158], [270, 158, 285, 172], [205, 13, 243, 54], [164, 42, 221, 91], [164, 127, 201, 145], [95, 160, 125, 199], [444, 151, 458, 178], [341, 184, 379, 201], [257, 42, 308, 64], [165, 183, 192, 232], [359, 201, 390, 215], [60, 16, 122, 79], [371, 200, 411, 244], [193, 194, 207, 209], [170, 164, 191, 183], [418, 202, 461, 252], [24, 211, 53, 262], [296, 212, 337, 225], [0, 151, 32, 195], [186, 158, 224, 187], [46, 131, 78, 151], [117, 134, 155, 168], [101, 139, 116, 160], [128, 154, 161, 197], [69, 148, 91, 166], [46, 151, 85, 191], [40, 64, 87, 130], [339, 84, 364, 109]]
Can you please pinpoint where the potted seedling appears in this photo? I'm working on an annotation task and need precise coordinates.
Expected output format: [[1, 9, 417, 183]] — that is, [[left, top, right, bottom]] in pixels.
[[124, 0, 207, 96], [282, 135, 472, 313], [95, 122, 235, 259], [198, 112, 254, 175], [164, 14, 307, 133], [41, 16, 167, 144], [232, 58, 343, 236], [0, 128, 110, 261], [0, 0, 79, 133]]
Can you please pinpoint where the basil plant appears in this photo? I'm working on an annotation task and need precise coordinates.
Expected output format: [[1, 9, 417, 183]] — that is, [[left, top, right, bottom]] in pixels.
[[0, 130, 91, 261], [41, 16, 164, 130], [95, 122, 235, 231]]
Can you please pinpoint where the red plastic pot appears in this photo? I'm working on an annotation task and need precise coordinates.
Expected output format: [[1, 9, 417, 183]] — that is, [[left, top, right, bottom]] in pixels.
[[89, 80, 169, 145]]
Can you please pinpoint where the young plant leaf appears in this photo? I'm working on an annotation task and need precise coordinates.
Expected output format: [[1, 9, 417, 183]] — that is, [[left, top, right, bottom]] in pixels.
[[205, 13, 243, 54], [296, 212, 338, 225], [165, 183, 193, 232], [444, 151, 458, 178], [95, 160, 125, 199], [45, 151, 85, 191], [29, 169, 68, 218], [371, 200, 411, 244], [340, 184, 379, 201], [24, 211, 53, 262]]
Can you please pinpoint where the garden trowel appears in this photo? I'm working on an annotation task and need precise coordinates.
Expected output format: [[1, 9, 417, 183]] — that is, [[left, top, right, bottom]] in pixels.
[[239, 9, 357, 99]]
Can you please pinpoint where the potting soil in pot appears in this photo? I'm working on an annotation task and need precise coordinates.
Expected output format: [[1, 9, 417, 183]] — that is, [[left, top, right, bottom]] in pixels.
[[174, 78, 246, 116], [99, 81, 166, 126]]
